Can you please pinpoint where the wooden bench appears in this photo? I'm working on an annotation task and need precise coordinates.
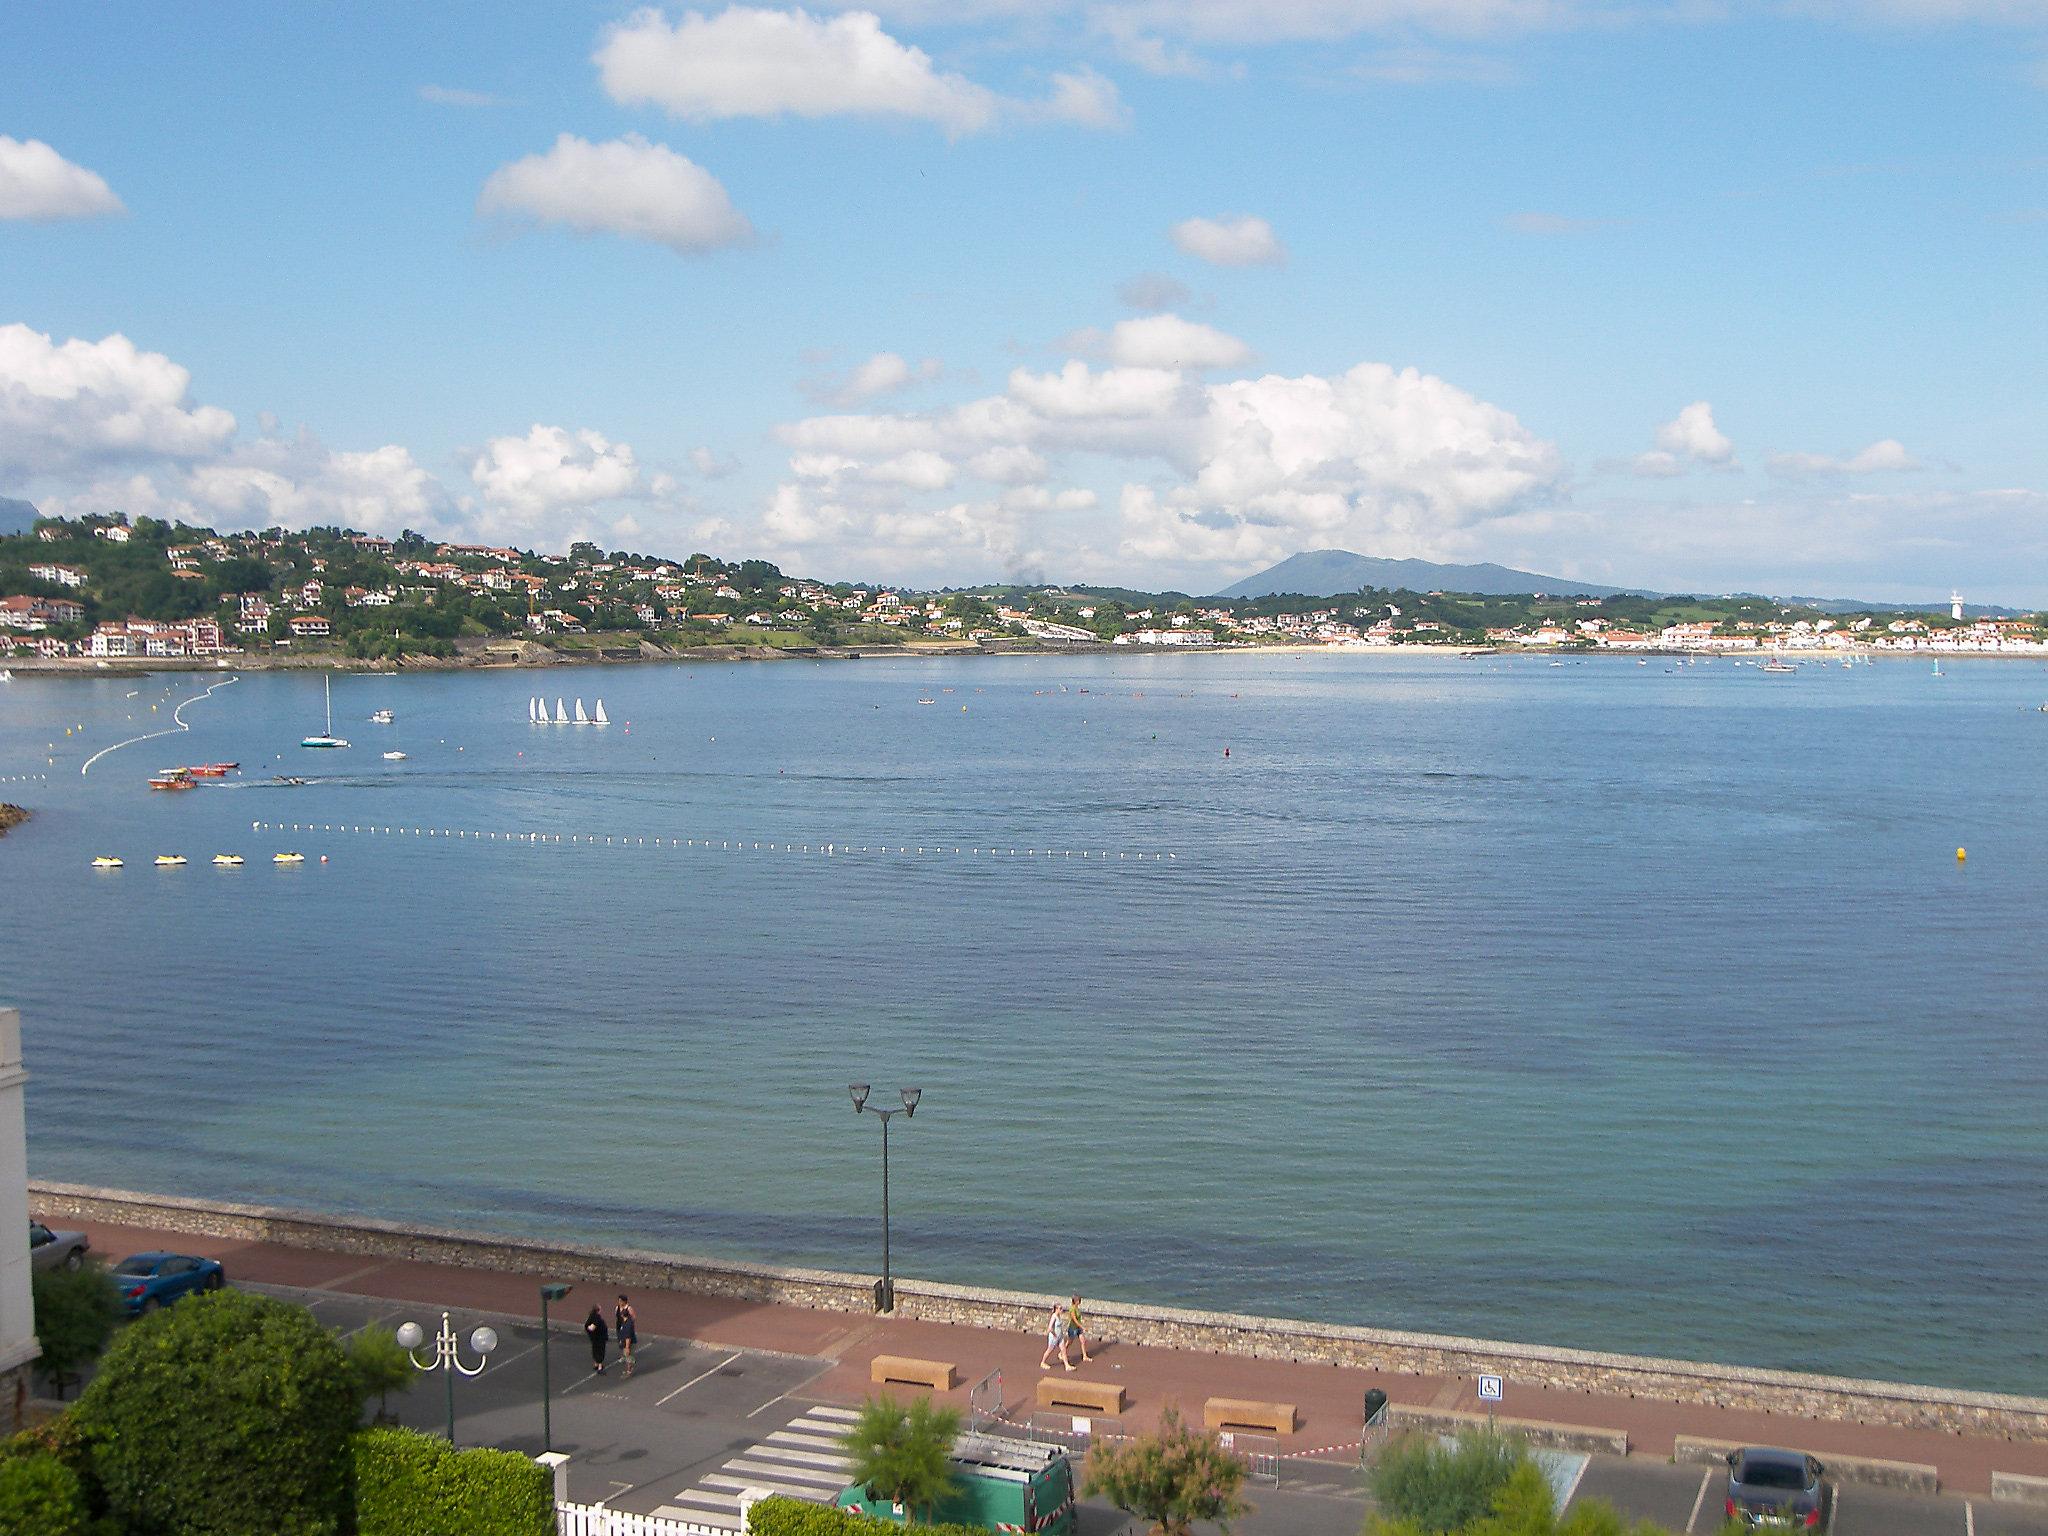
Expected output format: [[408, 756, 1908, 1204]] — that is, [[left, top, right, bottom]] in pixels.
[[1036, 1376, 1126, 1415], [1204, 1397, 1296, 1435], [870, 1354, 957, 1392]]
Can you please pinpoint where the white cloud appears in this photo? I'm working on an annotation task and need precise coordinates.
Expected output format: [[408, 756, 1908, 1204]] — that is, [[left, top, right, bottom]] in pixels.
[[966, 445, 1049, 483], [1008, 361, 1194, 420], [478, 134, 752, 255], [1768, 438, 1924, 477], [0, 137, 124, 222], [596, 6, 999, 134], [1036, 67, 1131, 128], [0, 324, 235, 477], [1631, 400, 1735, 476], [1170, 214, 1286, 267], [186, 439, 442, 531], [691, 446, 741, 478], [471, 425, 642, 517], [803, 351, 944, 406], [1104, 314, 1252, 370]]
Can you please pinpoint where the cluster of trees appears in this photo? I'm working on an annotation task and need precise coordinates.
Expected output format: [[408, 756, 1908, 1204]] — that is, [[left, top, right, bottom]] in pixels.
[[4, 1275, 533, 1536]]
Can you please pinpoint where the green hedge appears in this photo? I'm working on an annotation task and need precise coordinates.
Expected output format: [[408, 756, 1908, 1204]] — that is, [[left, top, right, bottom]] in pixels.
[[0, 1451, 92, 1536], [350, 1427, 552, 1536], [744, 1494, 986, 1536]]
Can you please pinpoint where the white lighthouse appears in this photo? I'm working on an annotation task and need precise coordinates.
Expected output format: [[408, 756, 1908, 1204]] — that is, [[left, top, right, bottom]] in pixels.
[[1951, 590, 1965, 621]]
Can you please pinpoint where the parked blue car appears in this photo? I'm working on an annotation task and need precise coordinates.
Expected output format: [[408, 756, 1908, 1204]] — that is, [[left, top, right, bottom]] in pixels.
[[112, 1251, 225, 1313]]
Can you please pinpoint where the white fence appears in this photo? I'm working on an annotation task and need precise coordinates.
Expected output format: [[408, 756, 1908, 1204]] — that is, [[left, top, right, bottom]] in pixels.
[[557, 1501, 729, 1536]]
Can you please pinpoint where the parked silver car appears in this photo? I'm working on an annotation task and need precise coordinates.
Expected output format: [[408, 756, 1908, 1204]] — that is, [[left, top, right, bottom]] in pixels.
[[28, 1220, 89, 1271]]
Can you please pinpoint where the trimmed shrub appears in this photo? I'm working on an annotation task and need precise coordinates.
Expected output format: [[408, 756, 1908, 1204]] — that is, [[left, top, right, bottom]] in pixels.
[[344, 1328, 416, 1422], [0, 1450, 91, 1536], [1, 1412, 109, 1516], [1084, 1405, 1251, 1536], [30, 1263, 123, 1395], [1367, 1430, 1531, 1534], [350, 1427, 552, 1536], [72, 1289, 359, 1536], [744, 1494, 987, 1535]]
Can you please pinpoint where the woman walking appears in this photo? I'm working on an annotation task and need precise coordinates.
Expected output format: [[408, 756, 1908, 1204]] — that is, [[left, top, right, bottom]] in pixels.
[[585, 1304, 609, 1375], [1065, 1295, 1093, 1365], [1039, 1300, 1069, 1371], [614, 1294, 639, 1377]]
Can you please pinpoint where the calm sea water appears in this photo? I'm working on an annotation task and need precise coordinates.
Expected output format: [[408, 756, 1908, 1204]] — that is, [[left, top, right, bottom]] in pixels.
[[3, 652, 2045, 1393]]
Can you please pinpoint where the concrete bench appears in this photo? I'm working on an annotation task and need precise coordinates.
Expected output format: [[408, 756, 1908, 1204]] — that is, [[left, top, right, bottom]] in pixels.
[[1993, 1472, 2048, 1506], [1673, 1435, 1937, 1495], [1037, 1376, 1126, 1415], [870, 1354, 957, 1392], [1388, 1404, 1629, 1457], [1205, 1397, 1297, 1435]]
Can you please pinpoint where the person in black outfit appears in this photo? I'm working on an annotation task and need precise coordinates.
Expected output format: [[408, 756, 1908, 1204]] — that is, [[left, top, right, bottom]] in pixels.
[[615, 1294, 638, 1377], [585, 1304, 609, 1374]]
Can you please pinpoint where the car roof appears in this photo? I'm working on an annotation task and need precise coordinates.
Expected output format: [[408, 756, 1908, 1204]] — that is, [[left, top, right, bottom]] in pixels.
[[122, 1251, 177, 1263]]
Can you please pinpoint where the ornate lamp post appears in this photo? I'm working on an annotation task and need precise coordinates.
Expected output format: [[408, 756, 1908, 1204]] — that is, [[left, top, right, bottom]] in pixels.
[[848, 1084, 921, 1313], [396, 1310, 498, 1444]]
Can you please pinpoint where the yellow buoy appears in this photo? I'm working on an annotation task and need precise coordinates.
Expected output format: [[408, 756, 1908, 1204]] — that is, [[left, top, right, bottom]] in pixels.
[[1956, 847, 1967, 862]]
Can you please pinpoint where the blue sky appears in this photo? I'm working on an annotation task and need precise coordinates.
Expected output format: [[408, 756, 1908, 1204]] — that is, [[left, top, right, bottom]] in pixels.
[[3, 2, 2044, 601]]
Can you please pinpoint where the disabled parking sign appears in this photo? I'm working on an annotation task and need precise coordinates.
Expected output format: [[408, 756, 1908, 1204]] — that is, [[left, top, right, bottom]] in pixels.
[[1477, 1374, 1504, 1402]]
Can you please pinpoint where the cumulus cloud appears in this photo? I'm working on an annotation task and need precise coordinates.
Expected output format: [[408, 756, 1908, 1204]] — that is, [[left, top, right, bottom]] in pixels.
[[0, 324, 235, 477], [1170, 214, 1286, 267], [1768, 438, 1924, 477], [1631, 400, 1735, 476], [596, 6, 1000, 133], [0, 137, 124, 221], [186, 439, 443, 530], [478, 134, 752, 254], [1035, 67, 1131, 128], [1105, 314, 1251, 370], [471, 425, 641, 517], [803, 351, 944, 406], [691, 445, 741, 478]]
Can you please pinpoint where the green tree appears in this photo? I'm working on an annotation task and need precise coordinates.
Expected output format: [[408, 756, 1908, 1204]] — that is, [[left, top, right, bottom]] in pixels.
[[1366, 1430, 1529, 1534], [1083, 1404, 1252, 1536], [72, 1289, 359, 1536], [30, 1262, 123, 1397], [0, 1452, 91, 1536], [838, 1394, 961, 1524], [345, 1327, 417, 1422]]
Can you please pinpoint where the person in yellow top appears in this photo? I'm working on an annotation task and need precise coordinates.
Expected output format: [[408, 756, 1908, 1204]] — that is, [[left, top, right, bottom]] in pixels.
[[1063, 1295, 1093, 1365]]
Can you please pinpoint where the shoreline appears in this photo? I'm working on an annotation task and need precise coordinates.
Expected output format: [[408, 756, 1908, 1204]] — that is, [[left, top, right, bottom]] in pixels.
[[6, 638, 2046, 678], [0, 804, 26, 836]]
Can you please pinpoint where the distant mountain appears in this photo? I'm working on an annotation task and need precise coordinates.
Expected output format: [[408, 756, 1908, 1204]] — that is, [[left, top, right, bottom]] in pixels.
[[1214, 549, 1640, 600], [0, 498, 38, 537]]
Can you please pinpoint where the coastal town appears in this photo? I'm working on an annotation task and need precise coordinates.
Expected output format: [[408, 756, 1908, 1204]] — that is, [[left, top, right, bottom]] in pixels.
[[3, 509, 2042, 667]]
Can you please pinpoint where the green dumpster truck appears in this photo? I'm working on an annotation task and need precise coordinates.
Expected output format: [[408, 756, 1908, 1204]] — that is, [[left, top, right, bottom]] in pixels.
[[835, 1432, 1077, 1534]]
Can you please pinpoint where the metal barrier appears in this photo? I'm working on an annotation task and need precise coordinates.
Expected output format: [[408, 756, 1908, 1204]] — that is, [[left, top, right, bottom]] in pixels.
[[1218, 1430, 1279, 1488], [1360, 1401, 1393, 1468], [1026, 1409, 1122, 1454], [968, 1368, 1004, 1434]]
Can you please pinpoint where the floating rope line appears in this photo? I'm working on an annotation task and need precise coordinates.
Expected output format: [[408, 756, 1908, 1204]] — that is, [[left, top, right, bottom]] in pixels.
[[247, 820, 1176, 861], [80, 676, 241, 775]]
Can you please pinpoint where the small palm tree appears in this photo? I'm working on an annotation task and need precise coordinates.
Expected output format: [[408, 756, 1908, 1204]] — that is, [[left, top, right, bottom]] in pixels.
[[839, 1393, 962, 1524]]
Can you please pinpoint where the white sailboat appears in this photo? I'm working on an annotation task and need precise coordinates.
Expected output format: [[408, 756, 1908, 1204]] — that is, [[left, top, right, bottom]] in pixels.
[[301, 675, 350, 749], [528, 696, 540, 723], [573, 698, 590, 725], [554, 698, 569, 724], [592, 699, 609, 725]]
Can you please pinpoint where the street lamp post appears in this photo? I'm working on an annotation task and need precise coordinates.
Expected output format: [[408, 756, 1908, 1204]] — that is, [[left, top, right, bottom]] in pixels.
[[396, 1310, 499, 1444], [848, 1084, 921, 1313], [539, 1283, 571, 1453]]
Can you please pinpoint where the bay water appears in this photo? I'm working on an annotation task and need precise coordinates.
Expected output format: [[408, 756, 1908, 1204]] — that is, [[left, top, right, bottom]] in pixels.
[[2, 652, 2044, 1393]]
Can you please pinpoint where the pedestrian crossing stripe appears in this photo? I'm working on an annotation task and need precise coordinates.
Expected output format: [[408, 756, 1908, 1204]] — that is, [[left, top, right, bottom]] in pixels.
[[722, 1459, 845, 1487], [738, 1445, 849, 1470], [664, 1403, 862, 1517], [704, 1473, 832, 1501]]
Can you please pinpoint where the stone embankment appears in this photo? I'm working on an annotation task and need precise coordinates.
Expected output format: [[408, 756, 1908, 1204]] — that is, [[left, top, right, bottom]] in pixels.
[[28, 1180, 2048, 1443], [0, 804, 27, 837]]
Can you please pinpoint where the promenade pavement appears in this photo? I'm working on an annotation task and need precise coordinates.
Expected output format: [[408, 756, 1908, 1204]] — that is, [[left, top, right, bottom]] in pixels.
[[59, 1213, 2048, 1524]]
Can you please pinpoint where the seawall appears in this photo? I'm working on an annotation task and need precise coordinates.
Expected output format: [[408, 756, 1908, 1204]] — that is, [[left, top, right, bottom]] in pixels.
[[30, 1180, 2048, 1442]]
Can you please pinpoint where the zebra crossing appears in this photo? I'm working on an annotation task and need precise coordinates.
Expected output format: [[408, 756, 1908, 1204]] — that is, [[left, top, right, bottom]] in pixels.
[[651, 1403, 857, 1530]]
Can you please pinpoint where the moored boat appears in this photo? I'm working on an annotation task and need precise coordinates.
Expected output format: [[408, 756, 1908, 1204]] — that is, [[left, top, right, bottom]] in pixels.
[[212, 854, 244, 866], [273, 851, 306, 864], [302, 675, 350, 749], [90, 856, 123, 869], [154, 854, 187, 867]]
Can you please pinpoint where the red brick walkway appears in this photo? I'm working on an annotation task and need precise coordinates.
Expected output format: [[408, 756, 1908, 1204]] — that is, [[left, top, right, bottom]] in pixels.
[[65, 1217, 2048, 1496]]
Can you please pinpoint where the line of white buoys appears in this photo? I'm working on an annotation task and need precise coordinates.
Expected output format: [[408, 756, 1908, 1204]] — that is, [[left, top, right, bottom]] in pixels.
[[244, 820, 1177, 860], [79, 676, 241, 775], [0, 774, 48, 784]]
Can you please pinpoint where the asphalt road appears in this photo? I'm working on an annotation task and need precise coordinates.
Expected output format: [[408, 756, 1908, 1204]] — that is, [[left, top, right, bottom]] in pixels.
[[277, 1284, 2048, 1536]]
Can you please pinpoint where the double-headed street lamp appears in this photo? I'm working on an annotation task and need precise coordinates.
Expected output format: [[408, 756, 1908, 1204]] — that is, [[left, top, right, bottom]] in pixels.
[[396, 1310, 498, 1444], [848, 1083, 921, 1313], [539, 1282, 571, 1453]]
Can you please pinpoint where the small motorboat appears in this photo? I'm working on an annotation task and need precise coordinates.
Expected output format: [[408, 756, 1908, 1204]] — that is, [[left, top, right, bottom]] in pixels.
[[273, 851, 306, 864], [154, 855, 188, 867], [212, 854, 244, 866], [149, 770, 196, 791], [271, 775, 309, 787], [90, 856, 123, 869], [369, 709, 395, 724], [917, 697, 936, 706], [186, 762, 234, 778], [382, 750, 407, 761]]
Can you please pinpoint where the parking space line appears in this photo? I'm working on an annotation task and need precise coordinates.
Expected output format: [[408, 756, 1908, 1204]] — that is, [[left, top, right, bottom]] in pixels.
[[1967, 1498, 1975, 1536], [657, 1351, 743, 1407], [1828, 1486, 1840, 1535], [1558, 1456, 1589, 1512], [1686, 1467, 1713, 1533]]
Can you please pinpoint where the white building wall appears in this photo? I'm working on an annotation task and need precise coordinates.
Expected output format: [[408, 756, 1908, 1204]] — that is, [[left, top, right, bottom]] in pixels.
[[0, 1007, 39, 1427]]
